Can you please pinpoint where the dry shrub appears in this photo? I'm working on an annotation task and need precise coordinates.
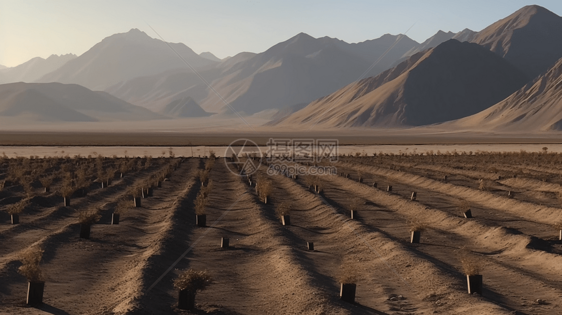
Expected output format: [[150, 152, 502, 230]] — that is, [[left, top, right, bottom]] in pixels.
[[478, 179, 492, 191], [205, 158, 215, 171], [7, 198, 30, 215], [119, 161, 130, 175], [257, 178, 273, 202], [18, 246, 45, 282], [337, 260, 358, 284], [39, 175, 54, 189], [114, 200, 130, 215], [194, 193, 208, 215], [348, 198, 364, 211], [173, 269, 212, 292], [409, 220, 428, 232], [458, 249, 481, 276], [303, 175, 315, 188], [60, 183, 75, 198], [79, 209, 101, 225], [199, 180, 213, 198], [198, 169, 210, 185], [128, 185, 143, 198], [275, 202, 291, 218], [456, 200, 470, 212], [20, 176, 34, 197]]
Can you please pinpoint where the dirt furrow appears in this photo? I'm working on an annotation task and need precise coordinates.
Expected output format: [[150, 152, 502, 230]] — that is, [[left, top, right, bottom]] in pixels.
[[131, 160, 344, 314], [0, 158, 196, 314], [313, 173, 562, 314]]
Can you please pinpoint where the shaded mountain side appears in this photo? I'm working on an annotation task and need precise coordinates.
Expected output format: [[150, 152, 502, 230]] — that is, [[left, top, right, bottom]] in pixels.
[[275, 40, 528, 128], [469, 5, 562, 78], [447, 57, 562, 131], [159, 97, 211, 117], [38, 29, 216, 90], [0, 82, 161, 122]]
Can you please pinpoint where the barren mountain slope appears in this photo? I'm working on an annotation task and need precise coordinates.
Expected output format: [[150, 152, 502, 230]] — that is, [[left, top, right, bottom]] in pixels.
[[470, 5, 562, 78], [275, 40, 528, 128], [448, 57, 562, 131]]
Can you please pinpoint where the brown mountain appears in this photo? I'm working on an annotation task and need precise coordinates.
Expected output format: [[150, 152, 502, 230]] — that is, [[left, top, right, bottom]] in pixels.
[[107, 32, 418, 115], [37, 29, 216, 90], [0, 54, 76, 84], [469, 5, 562, 78], [0, 82, 161, 122], [274, 39, 528, 128], [159, 96, 211, 117], [448, 57, 562, 131]]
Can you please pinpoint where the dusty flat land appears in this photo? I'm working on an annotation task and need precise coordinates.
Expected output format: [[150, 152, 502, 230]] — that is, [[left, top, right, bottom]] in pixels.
[[0, 130, 561, 146], [0, 152, 561, 314]]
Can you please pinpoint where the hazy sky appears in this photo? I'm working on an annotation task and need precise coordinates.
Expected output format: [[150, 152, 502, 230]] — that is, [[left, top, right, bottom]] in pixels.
[[1, 0, 561, 67]]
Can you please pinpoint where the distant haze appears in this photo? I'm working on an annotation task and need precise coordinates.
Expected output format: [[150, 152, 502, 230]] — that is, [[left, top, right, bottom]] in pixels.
[[2, 0, 562, 67]]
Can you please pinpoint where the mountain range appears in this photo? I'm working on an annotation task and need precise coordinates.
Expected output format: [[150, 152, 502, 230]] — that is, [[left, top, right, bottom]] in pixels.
[[0, 82, 161, 122], [276, 4, 562, 131], [0, 54, 76, 84], [36, 28, 217, 91], [1, 4, 562, 132], [274, 40, 528, 127]]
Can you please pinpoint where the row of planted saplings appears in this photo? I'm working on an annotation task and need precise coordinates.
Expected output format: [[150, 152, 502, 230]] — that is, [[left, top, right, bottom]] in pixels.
[[336, 248, 487, 303], [330, 174, 487, 301], [172, 158, 219, 310], [339, 170, 398, 193], [5, 159, 151, 225], [247, 171, 484, 304], [337, 199, 486, 302], [17, 159, 183, 305], [3, 154, 138, 197], [192, 157, 216, 228]]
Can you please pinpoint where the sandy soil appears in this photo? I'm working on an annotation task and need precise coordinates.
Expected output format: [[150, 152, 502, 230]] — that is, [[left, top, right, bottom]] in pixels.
[[0, 155, 561, 314]]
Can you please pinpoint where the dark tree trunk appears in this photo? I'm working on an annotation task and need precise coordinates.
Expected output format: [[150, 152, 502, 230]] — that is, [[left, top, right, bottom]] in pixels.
[[340, 283, 356, 303], [27, 281, 44, 305]]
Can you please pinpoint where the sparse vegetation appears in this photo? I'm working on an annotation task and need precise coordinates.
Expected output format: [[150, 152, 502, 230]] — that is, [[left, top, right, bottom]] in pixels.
[[275, 202, 291, 218], [7, 198, 30, 215], [174, 269, 212, 309], [174, 269, 213, 291], [18, 246, 45, 282], [337, 261, 358, 284], [114, 200, 130, 215], [409, 220, 427, 232], [39, 175, 54, 192], [78, 209, 101, 225], [478, 179, 493, 191], [458, 249, 481, 276], [256, 177, 273, 204]]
